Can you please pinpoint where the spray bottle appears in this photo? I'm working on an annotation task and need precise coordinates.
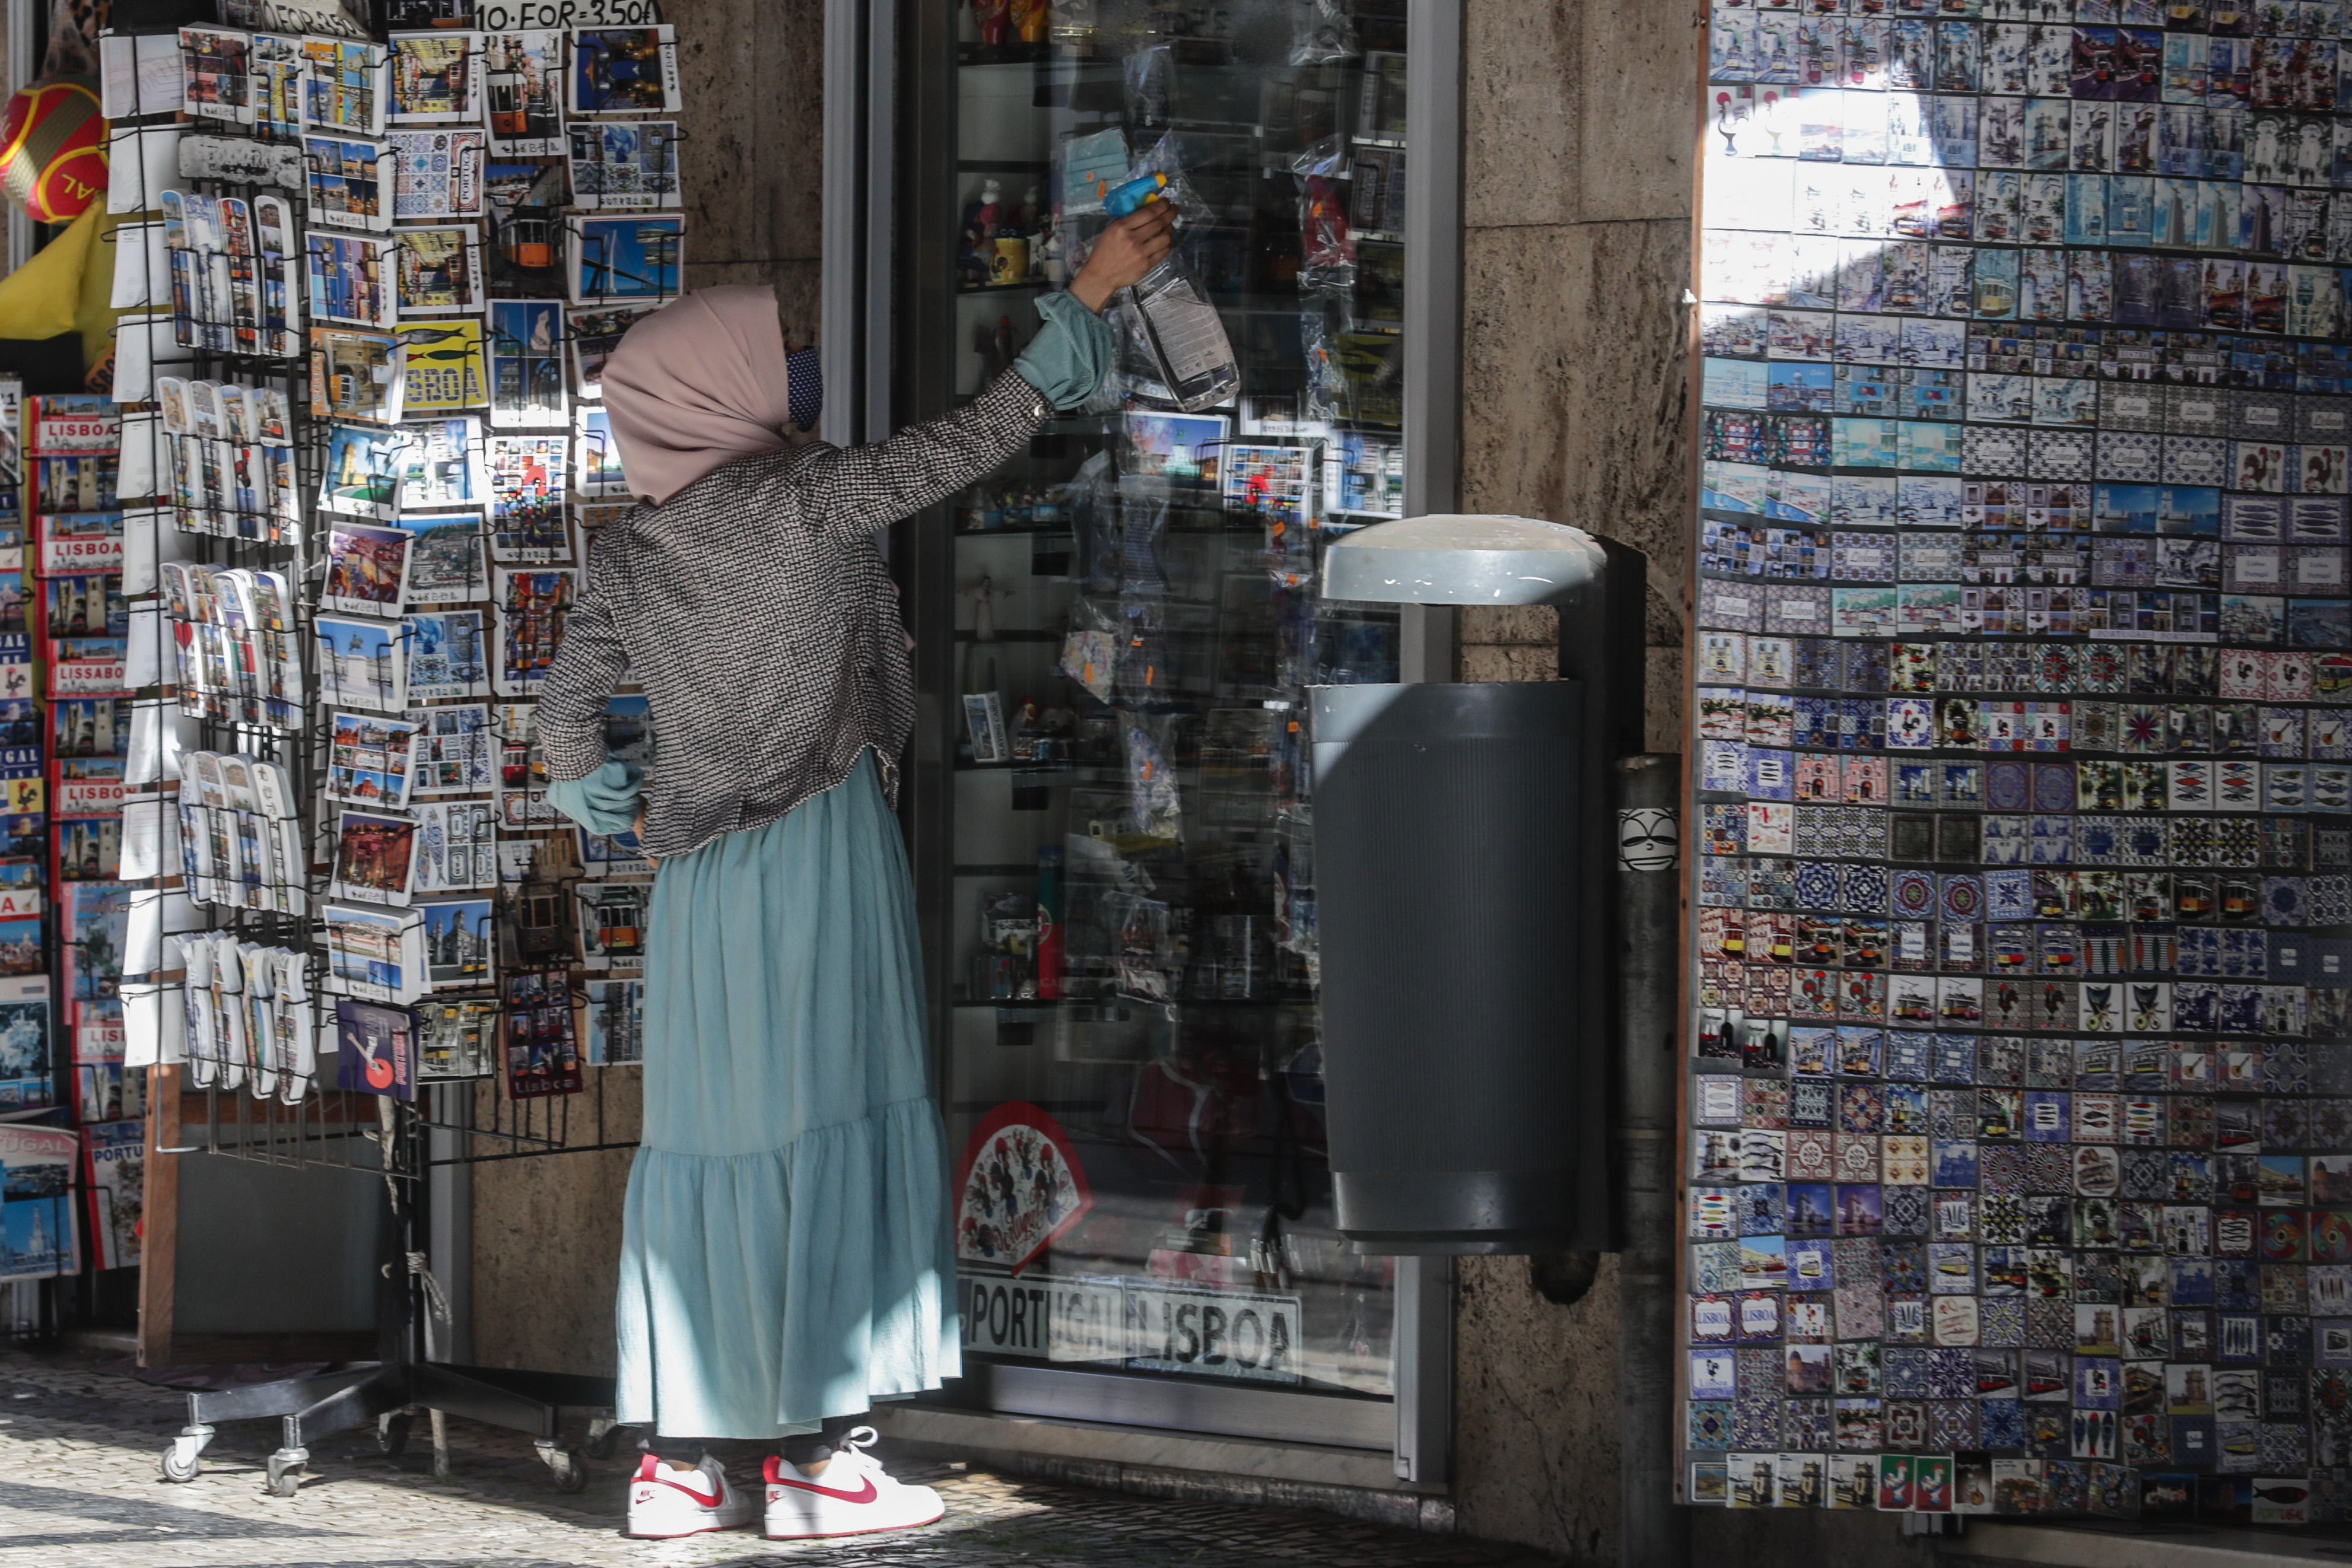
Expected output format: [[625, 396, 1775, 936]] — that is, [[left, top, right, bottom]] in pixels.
[[1100, 172, 1239, 412]]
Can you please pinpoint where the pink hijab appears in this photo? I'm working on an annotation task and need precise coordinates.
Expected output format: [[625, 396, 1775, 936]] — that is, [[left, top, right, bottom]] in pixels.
[[600, 285, 801, 505]]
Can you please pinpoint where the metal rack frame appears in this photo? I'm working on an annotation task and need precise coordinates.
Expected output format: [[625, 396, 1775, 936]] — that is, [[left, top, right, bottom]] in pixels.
[[158, 1093, 629, 1494]]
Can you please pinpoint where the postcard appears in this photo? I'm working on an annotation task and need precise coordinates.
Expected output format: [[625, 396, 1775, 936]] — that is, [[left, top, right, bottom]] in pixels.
[[565, 302, 651, 398], [418, 895, 493, 989], [298, 37, 388, 137], [491, 566, 575, 696], [406, 701, 495, 791], [303, 132, 394, 232], [567, 212, 683, 305], [315, 613, 407, 713], [180, 26, 255, 125], [309, 327, 406, 424], [574, 405, 625, 497], [329, 808, 421, 907], [304, 230, 395, 329], [327, 710, 419, 809], [487, 434, 568, 559], [320, 520, 412, 617], [393, 222, 485, 314], [566, 119, 678, 209], [395, 319, 488, 411], [389, 31, 483, 123], [390, 127, 487, 220], [567, 27, 680, 116], [318, 421, 406, 517], [484, 31, 562, 155], [392, 514, 488, 608], [487, 299, 567, 427]]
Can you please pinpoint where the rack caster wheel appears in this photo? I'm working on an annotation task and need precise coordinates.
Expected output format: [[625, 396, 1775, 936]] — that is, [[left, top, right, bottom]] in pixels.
[[583, 1416, 628, 1460], [159, 1424, 212, 1483], [377, 1411, 411, 1457], [265, 1447, 308, 1499], [536, 1438, 588, 1494]]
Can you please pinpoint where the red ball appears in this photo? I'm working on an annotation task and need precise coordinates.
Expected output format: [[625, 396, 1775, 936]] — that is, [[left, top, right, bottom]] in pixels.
[[0, 77, 106, 224]]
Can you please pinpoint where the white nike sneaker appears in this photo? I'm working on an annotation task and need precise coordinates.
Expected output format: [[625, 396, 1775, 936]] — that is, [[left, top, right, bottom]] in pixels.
[[762, 1427, 945, 1540], [626, 1453, 759, 1538]]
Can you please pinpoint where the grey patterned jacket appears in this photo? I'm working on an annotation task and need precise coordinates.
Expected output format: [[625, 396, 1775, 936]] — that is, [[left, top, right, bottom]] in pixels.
[[535, 370, 1050, 861]]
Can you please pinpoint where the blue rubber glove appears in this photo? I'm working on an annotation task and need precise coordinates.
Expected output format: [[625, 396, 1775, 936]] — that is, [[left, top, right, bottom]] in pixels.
[[545, 758, 643, 838], [1013, 291, 1119, 410]]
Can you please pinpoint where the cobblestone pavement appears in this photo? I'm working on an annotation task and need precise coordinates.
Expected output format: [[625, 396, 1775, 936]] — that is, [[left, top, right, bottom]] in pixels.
[[0, 1353, 1551, 1567]]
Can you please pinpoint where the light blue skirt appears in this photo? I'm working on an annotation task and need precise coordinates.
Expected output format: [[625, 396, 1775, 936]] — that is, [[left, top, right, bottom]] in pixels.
[[550, 751, 961, 1438]]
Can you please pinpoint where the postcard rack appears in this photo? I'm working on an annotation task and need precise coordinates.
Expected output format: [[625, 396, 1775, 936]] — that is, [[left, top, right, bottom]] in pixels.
[[96, 4, 676, 1497]]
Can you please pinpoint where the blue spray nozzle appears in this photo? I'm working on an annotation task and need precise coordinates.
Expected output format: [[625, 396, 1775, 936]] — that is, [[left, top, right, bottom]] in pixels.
[[1103, 173, 1169, 217]]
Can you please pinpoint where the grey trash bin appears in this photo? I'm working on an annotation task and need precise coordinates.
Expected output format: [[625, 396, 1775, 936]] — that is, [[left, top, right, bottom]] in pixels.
[[1311, 516, 1646, 1254]]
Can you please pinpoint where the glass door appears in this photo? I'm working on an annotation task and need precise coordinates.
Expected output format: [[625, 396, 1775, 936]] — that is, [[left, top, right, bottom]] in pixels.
[[895, 0, 1422, 1443]]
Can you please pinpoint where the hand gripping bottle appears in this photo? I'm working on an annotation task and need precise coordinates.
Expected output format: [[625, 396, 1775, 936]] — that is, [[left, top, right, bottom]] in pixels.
[[1099, 174, 1239, 412]]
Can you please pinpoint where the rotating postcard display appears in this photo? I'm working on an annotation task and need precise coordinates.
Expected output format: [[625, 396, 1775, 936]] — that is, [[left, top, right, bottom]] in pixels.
[[1690, 2, 2352, 1525], [84, 9, 690, 1157]]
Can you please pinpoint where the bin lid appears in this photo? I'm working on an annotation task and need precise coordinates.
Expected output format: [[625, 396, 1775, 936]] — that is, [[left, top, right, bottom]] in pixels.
[[1320, 514, 1607, 605]]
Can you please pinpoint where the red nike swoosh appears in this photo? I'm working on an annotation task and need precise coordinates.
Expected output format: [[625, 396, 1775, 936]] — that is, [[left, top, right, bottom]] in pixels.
[[772, 1474, 878, 1505], [653, 1476, 727, 1507]]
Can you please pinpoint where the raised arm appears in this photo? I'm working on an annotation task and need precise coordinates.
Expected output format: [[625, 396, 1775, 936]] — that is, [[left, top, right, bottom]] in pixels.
[[790, 372, 1052, 540], [791, 202, 1177, 539]]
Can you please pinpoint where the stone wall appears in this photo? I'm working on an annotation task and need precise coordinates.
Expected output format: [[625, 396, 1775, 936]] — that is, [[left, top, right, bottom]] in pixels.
[[1448, 0, 1695, 1554], [666, 0, 828, 336]]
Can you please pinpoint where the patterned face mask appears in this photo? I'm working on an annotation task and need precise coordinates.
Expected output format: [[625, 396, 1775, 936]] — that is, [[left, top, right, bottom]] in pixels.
[[786, 347, 822, 432]]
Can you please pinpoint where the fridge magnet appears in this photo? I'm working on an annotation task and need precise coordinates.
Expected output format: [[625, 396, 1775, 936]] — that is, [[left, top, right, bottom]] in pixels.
[[503, 969, 582, 1098], [303, 133, 395, 232], [566, 119, 679, 209], [567, 27, 681, 116], [320, 520, 411, 617], [393, 222, 485, 314], [330, 809, 421, 907], [484, 31, 563, 155], [953, 1100, 1092, 1276], [389, 32, 483, 123], [390, 128, 487, 220], [487, 299, 567, 427], [567, 212, 684, 305]]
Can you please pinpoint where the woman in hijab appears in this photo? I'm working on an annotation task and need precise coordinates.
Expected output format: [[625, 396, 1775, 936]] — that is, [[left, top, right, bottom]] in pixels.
[[536, 202, 1176, 1542]]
